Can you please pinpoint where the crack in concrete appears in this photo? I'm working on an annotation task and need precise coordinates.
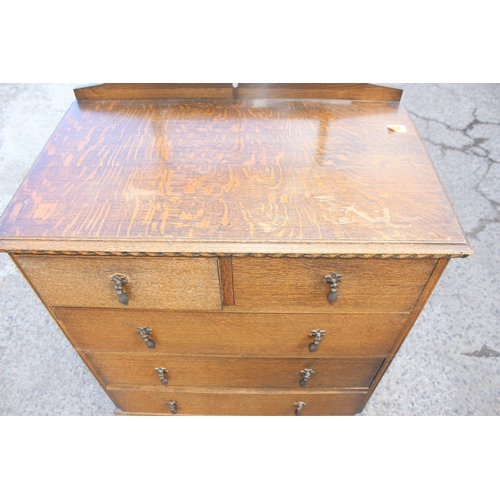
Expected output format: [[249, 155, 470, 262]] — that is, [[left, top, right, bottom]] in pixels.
[[467, 159, 500, 239], [476, 158, 494, 184], [409, 109, 493, 159], [461, 345, 500, 358], [466, 215, 500, 240], [462, 114, 497, 159], [408, 109, 476, 133], [408, 108, 500, 240]]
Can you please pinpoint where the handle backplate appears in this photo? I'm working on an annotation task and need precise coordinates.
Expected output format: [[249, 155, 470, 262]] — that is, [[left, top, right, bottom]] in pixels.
[[138, 326, 155, 348], [155, 367, 169, 385], [167, 400, 178, 415], [325, 272, 342, 304], [294, 401, 306, 416], [308, 329, 325, 352], [110, 273, 129, 305], [300, 368, 315, 387]]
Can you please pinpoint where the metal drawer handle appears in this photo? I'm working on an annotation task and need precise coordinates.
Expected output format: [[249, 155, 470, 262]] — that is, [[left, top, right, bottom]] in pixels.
[[300, 368, 315, 387], [138, 326, 155, 348], [155, 367, 169, 385], [110, 273, 129, 305], [294, 401, 306, 416], [309, 329, 325, 352], [325, 272, 342, 304], [167, 400, 178, 415]]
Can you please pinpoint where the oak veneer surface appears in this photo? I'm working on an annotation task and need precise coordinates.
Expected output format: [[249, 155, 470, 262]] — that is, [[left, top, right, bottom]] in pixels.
[[55, 308, 408, 357], [0, 98, 469, 256], [232, 257, 436, 312], [84, 351, 384, 389], [109, 388, 366, 416], [14, 255, 222, 310]]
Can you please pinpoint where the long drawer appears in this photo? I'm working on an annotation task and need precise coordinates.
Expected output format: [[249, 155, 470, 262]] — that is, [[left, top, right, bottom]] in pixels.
[[110, 388, 367, 416], [84, 351, 385, 389], [232, 257, 437, 312], [55, 308, 408, 357], [14, 255, 222, 310]]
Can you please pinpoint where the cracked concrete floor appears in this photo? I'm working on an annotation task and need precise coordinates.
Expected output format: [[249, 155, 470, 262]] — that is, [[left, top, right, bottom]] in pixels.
[[0, 83, 499, 416]]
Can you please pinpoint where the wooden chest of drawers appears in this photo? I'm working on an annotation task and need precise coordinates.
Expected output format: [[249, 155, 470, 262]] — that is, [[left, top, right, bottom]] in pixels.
[[0, 83, 472, 416]]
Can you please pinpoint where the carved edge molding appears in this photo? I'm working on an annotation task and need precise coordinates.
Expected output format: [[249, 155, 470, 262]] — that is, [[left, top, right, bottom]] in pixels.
[[5, 250, 458, 259]]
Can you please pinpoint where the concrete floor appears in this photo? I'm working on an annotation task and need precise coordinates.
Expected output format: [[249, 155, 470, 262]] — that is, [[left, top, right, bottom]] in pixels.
[[0, 83, 498, 415]]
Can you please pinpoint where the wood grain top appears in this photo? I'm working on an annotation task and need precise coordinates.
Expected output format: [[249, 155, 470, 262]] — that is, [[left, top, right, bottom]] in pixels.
[[0, 96, 471, 256]]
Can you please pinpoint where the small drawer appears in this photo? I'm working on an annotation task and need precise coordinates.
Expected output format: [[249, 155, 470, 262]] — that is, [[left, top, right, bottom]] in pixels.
[[232, 257, 437, 312], [14, 255, 222, 310], [110, 388, 367, 415], [84, 351, 385, 389], [55, 308, 407, 357]]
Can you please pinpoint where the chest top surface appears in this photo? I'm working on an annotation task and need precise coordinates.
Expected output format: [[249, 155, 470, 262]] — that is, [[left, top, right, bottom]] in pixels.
[[0, 84, 471, 257]]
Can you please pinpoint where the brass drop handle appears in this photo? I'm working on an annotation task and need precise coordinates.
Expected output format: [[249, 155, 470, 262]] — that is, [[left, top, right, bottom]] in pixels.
[[110, 273, 129, 305], [308, 329, 325, 352], [155, 367, 169, 385], [300, 368, 315, 387], [167, 400, 178, 415], [138, 326, 155, 348], [294, 401, 306, 416], [325, 272, 342, 304]]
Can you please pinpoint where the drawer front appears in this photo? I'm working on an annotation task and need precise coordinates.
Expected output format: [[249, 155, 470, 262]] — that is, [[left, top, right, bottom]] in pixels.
[[15, 255, 222, 310], [110, 388, 367, 415], [232, 257, 437, 312], [56, 308, 407, 357], [84, 352, 384, 389]]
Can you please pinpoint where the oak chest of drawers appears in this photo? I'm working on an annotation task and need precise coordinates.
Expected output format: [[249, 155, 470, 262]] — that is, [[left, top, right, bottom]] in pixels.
[[0, 83, 472, 416]]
